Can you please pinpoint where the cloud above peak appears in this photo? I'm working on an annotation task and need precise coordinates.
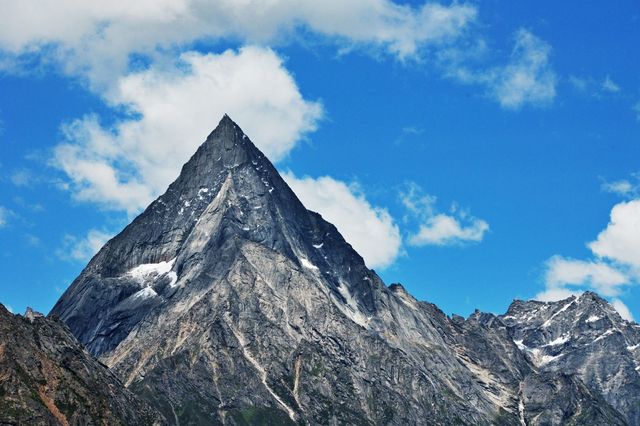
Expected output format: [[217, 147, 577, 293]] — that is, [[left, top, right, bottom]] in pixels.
[[54, 47, 323, 213], [537, 191, 640, 321]]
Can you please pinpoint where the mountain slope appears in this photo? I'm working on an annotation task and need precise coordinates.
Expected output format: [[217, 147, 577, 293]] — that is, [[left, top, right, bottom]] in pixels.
[[499, 292, 640, 424], [0, 304, 165, 425], [50, 115, 637, 425]]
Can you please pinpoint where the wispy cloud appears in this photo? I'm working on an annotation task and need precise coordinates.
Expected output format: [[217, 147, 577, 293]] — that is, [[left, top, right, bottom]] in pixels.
[[447, 29, 557, 109], [602, 75, 621, 93], [58, 229, 113, 262], [633, 101, 640, 122], [0, 206, 14, 228], [10, 169, 38, 187], [568, 74, 622, 97], [601, 173, 640, 198], [400, 182, 489, 246]]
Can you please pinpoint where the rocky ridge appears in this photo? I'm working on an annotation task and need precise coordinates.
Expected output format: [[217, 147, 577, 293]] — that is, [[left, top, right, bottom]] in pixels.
[[0, 304, 165, 425]]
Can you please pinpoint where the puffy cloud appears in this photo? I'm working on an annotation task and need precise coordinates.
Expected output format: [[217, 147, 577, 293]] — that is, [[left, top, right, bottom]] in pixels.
[[400, 182, 489, 246], [538, 196, 640, 320], [611, 299, 634, 322], [54, 47, 323, 213], [0, 0, 477, 87], [58, 229, 113, 262], [589, 199, 640, 270], [448, 29, 557, 109], [409, 214, 489, 246], [282, 172, 401, 269], [542, 256, 628, 298]]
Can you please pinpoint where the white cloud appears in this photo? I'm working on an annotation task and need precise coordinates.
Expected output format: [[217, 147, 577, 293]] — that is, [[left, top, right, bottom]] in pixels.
[[542, 256, 628, 298], [589, 199, 640, 270], [54, 47, 323, 213], [538, 196, 640, 320], [58, 229, 113, 262], [488, 29, 556, 109], [611, 299, 634, 322], [409, 214, 489, 246], [282, 172, 401, 269], [401, 183, 489, 246], [448, 29, 557, 109], [535, 287, 581, 303], [0, 0, 477, 87], [602, 75, 620, 93]]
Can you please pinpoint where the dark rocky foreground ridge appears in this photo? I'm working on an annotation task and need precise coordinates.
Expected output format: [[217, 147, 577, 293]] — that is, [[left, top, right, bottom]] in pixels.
[[0, 305, 164, 425], [22, 115, 637, 425]]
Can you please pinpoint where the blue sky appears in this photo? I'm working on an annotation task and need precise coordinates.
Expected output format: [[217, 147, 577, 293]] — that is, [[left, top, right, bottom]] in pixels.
[[1, 0, 639, 320]]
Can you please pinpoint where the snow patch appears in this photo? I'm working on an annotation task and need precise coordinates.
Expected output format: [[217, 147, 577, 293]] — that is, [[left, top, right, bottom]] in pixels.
[[586, 315, 601, 323], [335, 282, 369, 328], [544, 335, 569, 346], [197, 187, 209, 200], [626, 344, 639, 351], [131, 287, 158, 300], [127, 258, 178, 287], [312, 243, 324, 249], [299, 257, 319, 271], [128, 258, 176, 278], [542, 300, 575, 328], [594, 329, 615, 342], [529, 348, 563, 366]]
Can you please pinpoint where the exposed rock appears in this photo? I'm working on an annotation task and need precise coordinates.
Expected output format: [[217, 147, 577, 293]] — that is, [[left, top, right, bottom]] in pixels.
[[499, 292, 640, 424], [0, 304, 165, 425]]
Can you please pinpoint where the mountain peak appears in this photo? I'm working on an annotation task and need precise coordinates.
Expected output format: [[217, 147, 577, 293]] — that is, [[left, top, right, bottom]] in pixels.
[[51, 114, 380, 356]]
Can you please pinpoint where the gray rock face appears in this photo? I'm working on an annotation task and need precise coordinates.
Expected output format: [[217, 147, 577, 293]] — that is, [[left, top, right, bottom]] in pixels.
[[498, 292, 640, 424], [49, 115, 638, 425], [0, 304, 165, 425]]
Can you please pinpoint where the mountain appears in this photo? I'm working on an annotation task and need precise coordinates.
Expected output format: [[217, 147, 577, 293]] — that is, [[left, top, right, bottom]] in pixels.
[[499, 292, 640, 424], [49, 115, 639, 425], [0, 304, 165, 425]]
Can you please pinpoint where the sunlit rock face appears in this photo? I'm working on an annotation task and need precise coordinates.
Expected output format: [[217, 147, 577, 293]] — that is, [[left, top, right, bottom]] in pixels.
[[50, 116, 639, 425]]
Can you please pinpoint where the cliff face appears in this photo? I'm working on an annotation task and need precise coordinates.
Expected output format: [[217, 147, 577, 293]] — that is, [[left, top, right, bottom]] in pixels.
[[49, 115, 639, 425], [0, 305, 165, 425]]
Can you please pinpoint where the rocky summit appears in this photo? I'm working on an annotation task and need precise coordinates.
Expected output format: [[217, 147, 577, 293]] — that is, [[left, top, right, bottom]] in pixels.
[[44, 115, 640, 425]]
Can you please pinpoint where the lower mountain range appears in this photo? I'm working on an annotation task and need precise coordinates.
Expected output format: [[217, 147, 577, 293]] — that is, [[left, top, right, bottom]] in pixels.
[[2, 116, 639, 425]]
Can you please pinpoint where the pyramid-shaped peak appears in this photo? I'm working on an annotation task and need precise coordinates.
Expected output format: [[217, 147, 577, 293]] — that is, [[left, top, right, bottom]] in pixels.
[[167, 114, 275, 195]]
